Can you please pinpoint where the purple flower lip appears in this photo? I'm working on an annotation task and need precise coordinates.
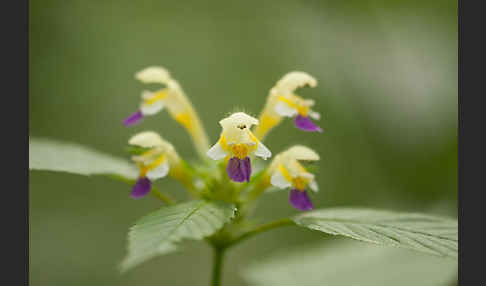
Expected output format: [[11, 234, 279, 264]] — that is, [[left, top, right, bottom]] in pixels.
[[226, 157, 251, 182], [294, 115, 323, 132], [123, 110, 144, 126], [289, 189, 314, 211], [131, 177, 152, 199]]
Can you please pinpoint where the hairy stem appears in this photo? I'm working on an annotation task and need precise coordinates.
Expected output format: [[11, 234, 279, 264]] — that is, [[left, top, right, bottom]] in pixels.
[[227, 218, 295, 247], [207, 218, 295, 285], [211, 246, 225, 286]]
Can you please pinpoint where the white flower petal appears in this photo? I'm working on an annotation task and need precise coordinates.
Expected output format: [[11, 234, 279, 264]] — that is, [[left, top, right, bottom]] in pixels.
[[302, 98, 315, 107], [146, 161, 170, 180], [309, 179, 319, 192], [270, 172, 292, 189], [129, 131, 164, 148], [254, 141, 272, 160], [167, 79, 182, 92], [141, 101, 164, 115], [309, 111, 321, 120], [218, 112, 260, 145], [225, 129, 256, 146], [135, 66, 171, 84], [300, 172, 315, 180], [206, 142, 228, 160], [274, 101, 298, 117], [284, 145, 320, 161], [141, 90, 155, 100], [275, 71, 317, 95], [219, 112, 259, 129]]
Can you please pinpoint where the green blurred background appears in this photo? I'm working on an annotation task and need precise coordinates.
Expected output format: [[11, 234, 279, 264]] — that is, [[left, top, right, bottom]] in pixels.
[[29, 0, 457, 285]]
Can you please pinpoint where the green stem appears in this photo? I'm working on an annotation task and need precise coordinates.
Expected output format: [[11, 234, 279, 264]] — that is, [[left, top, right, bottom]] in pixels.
[[227, 218, 295, 247], [211, 246, 225, 286], [243, 176, 269, 202], [207, 218, 295, 285], [150, 187, 176, 205]]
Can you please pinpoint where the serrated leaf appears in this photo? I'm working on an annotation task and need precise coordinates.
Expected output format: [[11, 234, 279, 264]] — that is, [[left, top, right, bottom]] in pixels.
[[292, 208, 457, 258], [29, 138, 137, 179], [120, 200, 235, 272], [243, 240, 457, 286]]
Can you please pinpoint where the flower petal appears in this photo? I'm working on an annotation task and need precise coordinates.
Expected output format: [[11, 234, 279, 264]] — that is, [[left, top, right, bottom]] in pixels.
[[308, 179, 319, 192], [240, 157, 252, 182], [270, 171, 292, 189], [226, 157, 251, 182], [123, 111, 144, 126], [289, 189, 314, 211], [141, 101, 164, 115], [219, 112, 259, 128], [275, 71, 317, 95], [140, 92, 165, 115], [294, 115, 323, 132], [146, 161, 170, 180], [131, 177, 152, 199], [135, 66, 171, 84], [254, 141, 272, 160], [284, 145, 320, 161], [274, 101, 298, 117], [129, 131, 164, 148], [309, 111, 321, 120], [207, 142, 228, 160]]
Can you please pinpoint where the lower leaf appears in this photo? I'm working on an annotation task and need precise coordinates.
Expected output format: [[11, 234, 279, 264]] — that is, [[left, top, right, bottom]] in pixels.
[[243, 240, 457, 286], [120, 200, 235, 272]]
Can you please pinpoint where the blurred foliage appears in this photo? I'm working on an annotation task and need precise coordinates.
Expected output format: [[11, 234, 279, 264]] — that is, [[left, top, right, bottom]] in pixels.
[[30, 0, 457, 285], [243, 240, 457, 286]]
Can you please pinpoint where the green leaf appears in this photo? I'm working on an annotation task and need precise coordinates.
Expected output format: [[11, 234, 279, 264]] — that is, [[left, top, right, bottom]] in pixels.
[[29, 138, 137, 179], [120, 200, 235, 272], [243, 240, 457, 286], [292, 208, 457, 258]]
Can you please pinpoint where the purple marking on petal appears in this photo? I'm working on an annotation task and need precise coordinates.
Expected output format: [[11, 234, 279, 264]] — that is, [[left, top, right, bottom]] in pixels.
[[240, 157, 251, 182], [131, 177, 151, 199], [226, 157, 252, 182], [289, 189, 314, 211], [294, 115, 323, 132], [123, 110, 144, 126]]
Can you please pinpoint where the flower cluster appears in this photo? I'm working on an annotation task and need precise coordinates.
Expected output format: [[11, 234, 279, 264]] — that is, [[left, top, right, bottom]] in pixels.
[[123, 66, 324, 211]]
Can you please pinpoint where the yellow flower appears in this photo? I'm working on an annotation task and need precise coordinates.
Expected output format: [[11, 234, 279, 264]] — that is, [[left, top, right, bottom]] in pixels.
[[207, 112, 271, 182], [128, 131, 181, 198], [267, 145, 319, 210], [123, 66, 210, 159], [253, 71, 322, 140]]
